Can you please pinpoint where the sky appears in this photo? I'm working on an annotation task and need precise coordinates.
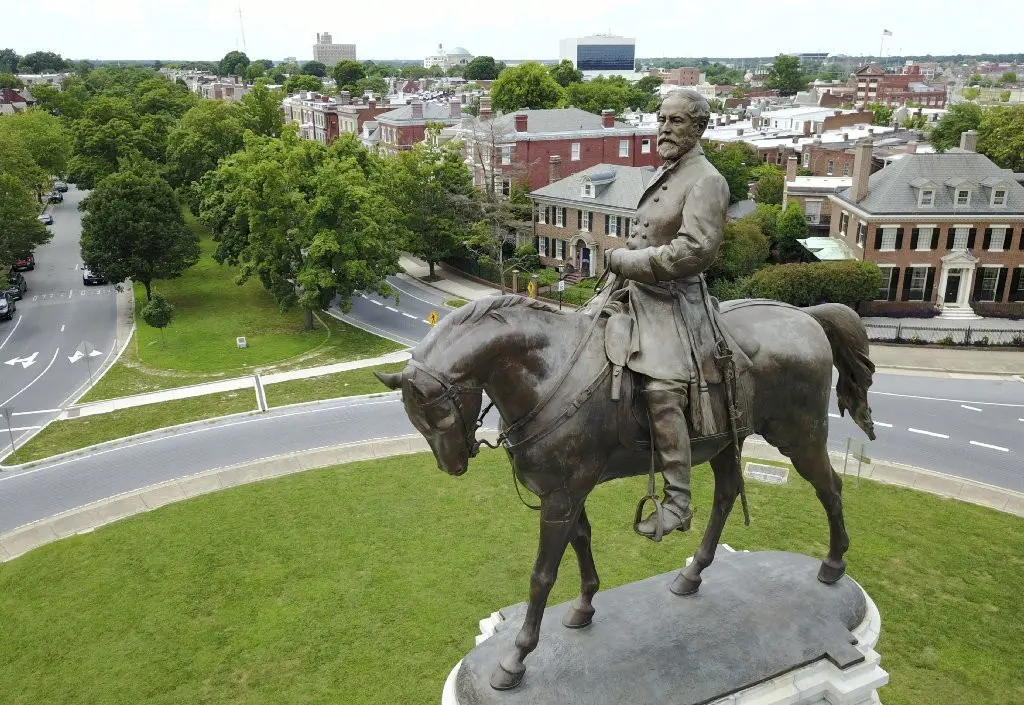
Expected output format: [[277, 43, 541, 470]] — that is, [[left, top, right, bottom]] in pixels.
[[6, 0, 1023, 62]]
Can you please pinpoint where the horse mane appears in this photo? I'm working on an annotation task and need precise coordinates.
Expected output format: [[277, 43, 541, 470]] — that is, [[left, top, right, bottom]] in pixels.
[[444, 294, 557, 328]]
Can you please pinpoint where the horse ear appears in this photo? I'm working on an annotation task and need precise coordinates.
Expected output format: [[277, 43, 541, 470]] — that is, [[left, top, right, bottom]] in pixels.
[[374, 371, 403, 390]]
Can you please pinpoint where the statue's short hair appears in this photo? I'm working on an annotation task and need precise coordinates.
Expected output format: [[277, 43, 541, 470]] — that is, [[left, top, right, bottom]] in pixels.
[[660, 89, 711, 134]]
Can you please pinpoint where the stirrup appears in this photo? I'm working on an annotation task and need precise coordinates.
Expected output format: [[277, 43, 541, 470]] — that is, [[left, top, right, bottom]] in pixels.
[[633, 494, 666, 543]]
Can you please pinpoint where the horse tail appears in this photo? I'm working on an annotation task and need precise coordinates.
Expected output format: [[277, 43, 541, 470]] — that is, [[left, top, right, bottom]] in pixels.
[[804, 303, 877, 441]]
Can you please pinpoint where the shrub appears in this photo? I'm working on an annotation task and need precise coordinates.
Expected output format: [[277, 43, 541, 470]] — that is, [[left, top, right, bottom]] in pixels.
[[710, 276, 753, 302], [937, 335, 955, 346], [747, 261, 882, 307]]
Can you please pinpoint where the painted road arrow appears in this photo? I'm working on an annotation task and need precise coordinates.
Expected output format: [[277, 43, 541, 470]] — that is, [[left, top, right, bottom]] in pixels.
[[68, 348, 103, 364], [4, 352, 39, 369]]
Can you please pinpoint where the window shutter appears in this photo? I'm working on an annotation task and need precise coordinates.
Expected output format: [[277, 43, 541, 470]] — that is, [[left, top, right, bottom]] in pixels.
[[1018, 227, 1024, 250], [972, 269, 985, 301], [545, 207, 551, 224], [901, 267, 913, 301], [923, 267, 936, 302], [617, 217, 622, 235], [888, 267, 898, 301], [624, 218, 630, 237], [945, 228, 954, 250], [1010, 268, 1023, 302], [967, 227, 977, 249], [983, 228, 992, 250], [577, 210, 582, 229], [910, 228, 920, 249], [873, 227, 883, 250], [895, 227, 904, 249], [605, 214, 610, 233], [995, 267, 1008, 302], [931, 229, 940, 250]]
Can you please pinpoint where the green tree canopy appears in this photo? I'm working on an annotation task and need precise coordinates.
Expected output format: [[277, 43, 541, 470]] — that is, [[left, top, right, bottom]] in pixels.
[[765, 55, 806, 96], [367, 62, 398, 78], [219, 51, 250, 77], [400, 65, 428, 80], [19, 51, 68, 73], [867, 102, 893, 126], [977, 105, 1024, 172], [80, 170, 200, 300], [0, 173, 51, 264], [962, 86, 981, 101], [0, 72, 23, 89], [774, 201, 809, 262], [0, 108, 72, 181], [237, 82, 285, 138], [751, 164, 784, 205], [355, 76, 388, 99], [703, 142, 755, 203], [999, 71, 1017, 85], [67, 96, 153, 189], [930, 102, 982, 151], [140, 291, 175, 340], [548, 60, 582, 87], [332, 60, 366, 90], [284, 74, 323, 94], [165, 100, 245, 188], [0, 48, 19, 74], [490, 62, 565, 112], [301, 61, 327, 77], [463, 56, 500, 81], [706, 213, 769, 286]]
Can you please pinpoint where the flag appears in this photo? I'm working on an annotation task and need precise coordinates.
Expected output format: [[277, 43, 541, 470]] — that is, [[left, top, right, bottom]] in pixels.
[[882, 29, 893, 36]]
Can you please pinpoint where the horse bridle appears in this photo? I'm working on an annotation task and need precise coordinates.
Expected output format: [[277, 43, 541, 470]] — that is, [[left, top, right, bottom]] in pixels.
[[406, 359, 498, 459]]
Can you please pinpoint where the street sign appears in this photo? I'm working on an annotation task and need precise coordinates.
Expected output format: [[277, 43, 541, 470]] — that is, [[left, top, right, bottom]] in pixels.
[[0, 407, 11, 423], [527, 281, 537, 298], [557, 280, 566, 292], [427, 311, 439, 326]]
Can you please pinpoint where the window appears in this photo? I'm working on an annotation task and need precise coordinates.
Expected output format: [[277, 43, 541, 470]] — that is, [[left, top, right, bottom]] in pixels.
[[501, 178, 511, 197], [537, 237, 548, 257], [919, 189, 934, 207], [876, 266, 896, 301], [571, 142, 581, 161], [842, 162, 850, 177], [582, 183, 594, 198], [581, 211, 591, 232], [501, 146, 511, 165], [953, 227, 969, 249], [989, 227, 1008, 251], [880, 227, 897, 250], [856, 221, 867, 248], [555, 207, 565, 227], [1016, 268, 1024, 300], [537, 206, 546, 224], [956, 189, 970, 207], [556, 240, 565, 259], [802, 151, 810, 167], [907, 267, 927, 301], [607, 215, 619, 236], [804, 200, 821, 225], [619, 139, 629, 158], [839, 211, 849, 235], [992, 189, 1007, 206], [978, 268, 1000, 302], [916, 227, 933, 251], [826, 160, 834, 176], [641, 138, 651, 154]]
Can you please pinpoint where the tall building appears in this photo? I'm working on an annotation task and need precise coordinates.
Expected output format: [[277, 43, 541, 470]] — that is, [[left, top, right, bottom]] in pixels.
[[559, 34, 636, 72], [312, 32, 356, 67]]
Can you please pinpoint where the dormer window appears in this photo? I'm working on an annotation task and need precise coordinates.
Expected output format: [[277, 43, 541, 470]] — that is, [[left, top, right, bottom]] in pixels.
[[956, 189, 970, 207], [992, 188, 1007, 207], [582, 181, 594, 198], [919, 189, 934, 207]]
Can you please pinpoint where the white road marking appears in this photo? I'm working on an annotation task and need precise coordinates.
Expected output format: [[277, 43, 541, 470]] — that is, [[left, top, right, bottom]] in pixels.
[[75, 263, 79, 270], [871, 391, 1024, 408], [875, 422, 893, 428], [970, 441, 1009, 452], [4, 352, 39, 369], [360, 293, 370, 299], [961, 404, 982, 412], [60, 324, 65, 332], [369, 299, 382, 306], [385, 306, 399, 313], [0, 348, 60, 407], [388, 279, 446, 306], [68, 289, 72, 298], [908, 427, 949, 439], [11, 408, 61, 416], [0, 314, 22, 350], [828, 413, 840, 418], [401, 312, 418, 319], [422, 319, 431, 324]]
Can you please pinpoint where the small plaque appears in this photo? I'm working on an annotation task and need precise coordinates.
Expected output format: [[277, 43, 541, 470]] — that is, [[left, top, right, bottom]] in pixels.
[[743, 462, 789, 484], [557, 280, 566, 292], [236, 337, 247, 349]]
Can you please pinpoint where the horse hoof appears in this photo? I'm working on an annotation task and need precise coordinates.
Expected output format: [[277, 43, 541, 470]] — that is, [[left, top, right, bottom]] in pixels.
[[561, 606, 595, 629], [670, 573, 701, 596], [490, 660, 526, 690], [817, 560, 847, 585]]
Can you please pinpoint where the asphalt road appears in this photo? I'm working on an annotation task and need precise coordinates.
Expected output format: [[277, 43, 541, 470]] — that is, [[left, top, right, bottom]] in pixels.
[[0, 186, 119, 447], [332, 274, 453, 347]]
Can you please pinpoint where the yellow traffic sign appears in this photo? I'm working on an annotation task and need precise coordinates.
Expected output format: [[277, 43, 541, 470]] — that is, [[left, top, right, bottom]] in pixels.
[[427, 311, 439, 326], [527, 280, 537, 298]]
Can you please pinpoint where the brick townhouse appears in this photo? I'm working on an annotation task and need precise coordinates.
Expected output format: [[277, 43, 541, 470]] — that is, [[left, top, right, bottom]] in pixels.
[[458, 101, 659, 194], [828, 131, 1024, 318], [282, 92, 341, 144], [369, 99, 463, 155], [529, 163, 656, 277]]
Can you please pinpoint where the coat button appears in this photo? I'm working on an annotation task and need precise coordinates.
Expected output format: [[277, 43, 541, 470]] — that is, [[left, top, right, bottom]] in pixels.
[[632, 217, 638, 224], [644, 221, 650, 227], [642, 235, 647, 240], [653, 197, 659, 202], [661, 184, 668, 190]]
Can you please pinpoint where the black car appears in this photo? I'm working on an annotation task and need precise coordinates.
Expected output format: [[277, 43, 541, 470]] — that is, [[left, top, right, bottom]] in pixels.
[[82, 266, 107, 285], [48, 190, 63, 203], [54, 180, 69, 192], [0, 291, 15, 321], [6, 270, 27, 300]]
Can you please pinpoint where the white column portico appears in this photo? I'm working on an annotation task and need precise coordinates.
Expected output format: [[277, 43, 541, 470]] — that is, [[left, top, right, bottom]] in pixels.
[[937, 249, 982, 320]]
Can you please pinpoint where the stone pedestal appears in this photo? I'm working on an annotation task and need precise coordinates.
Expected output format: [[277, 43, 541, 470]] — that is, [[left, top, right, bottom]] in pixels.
[[442, 548, 887, 705]]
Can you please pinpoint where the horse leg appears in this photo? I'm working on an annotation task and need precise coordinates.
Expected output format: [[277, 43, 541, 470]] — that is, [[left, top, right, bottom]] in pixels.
[[561, 505, 599, 629], [491, 491, 581, 690], [787, 440, 849, 584], [670, 447, 739, 596]]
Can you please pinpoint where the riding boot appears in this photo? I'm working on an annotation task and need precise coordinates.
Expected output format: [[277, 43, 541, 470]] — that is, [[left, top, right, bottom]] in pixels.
[[636, 382, 693, 538]]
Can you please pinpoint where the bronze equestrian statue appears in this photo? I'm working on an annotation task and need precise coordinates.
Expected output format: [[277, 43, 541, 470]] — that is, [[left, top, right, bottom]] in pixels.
[[376, 89, 877, 691]]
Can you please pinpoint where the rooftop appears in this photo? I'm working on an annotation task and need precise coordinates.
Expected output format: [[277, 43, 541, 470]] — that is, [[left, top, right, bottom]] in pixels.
[[789, 176, 853, 191], [798, 237, 858, 261], [531, 163, 657, 211]]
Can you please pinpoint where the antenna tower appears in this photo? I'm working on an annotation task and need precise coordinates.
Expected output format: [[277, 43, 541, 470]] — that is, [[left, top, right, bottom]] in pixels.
[[237, 5, 248, 53]]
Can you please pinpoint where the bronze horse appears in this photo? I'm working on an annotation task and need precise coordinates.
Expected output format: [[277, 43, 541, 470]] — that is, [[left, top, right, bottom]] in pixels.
[[375, 294, 876, 690]]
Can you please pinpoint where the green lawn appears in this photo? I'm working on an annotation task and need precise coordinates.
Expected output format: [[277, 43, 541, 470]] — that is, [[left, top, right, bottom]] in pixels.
[[265, 362, 405, 408], [0, 450, 1019, 705], [82, 213, 402, 401]]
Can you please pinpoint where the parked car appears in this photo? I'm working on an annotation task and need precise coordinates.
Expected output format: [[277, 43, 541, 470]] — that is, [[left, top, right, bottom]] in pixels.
[[0, 291, 15, 321], [48, 190, 63, 203], [6, 270, 27, 300], [82, 266, 107, 285], [12, 254, 35, 271], [37, 213, 53, 226], [54, 180, 69, 192]]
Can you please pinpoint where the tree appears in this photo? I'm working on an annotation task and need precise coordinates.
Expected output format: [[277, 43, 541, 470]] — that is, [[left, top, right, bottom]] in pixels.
[[166, 100, 245, 188], [0, 48, 18, 74], [867, 102, 893, 126], [400, 65, 428, 80], [962, 86, 981, 101], [237, 82, 285, 137], [0, 72, 23, 89], [332, 60, 365, 90], [0, 174, 51, 265], [752, 203, 781, 245], [1000, 90, 1012, 102], [706, 213, 769, 287], [565, 75, 658, 115], [703, 142, 754, 203], [765, 55, 806, 96], [635, 75, 664, 96], [0, 109, 72, 181], [244, 63, 267, 83], [774, 201, 809, 262], [490, 62, 565, 112], [80, 170, 200, 300], [141, 291, 174, 343], [707, 98, 725, 113], [549, 60, 583, 87], [355, 76, 388, 98], [463, 56, 500, 81], [751, 164, 784, 205], [367, 62, 398, 78], [902, 113, 927, 130], [930, 102, 982, 151], [285, 74, 323, 93], [969, 72, 982, 85], [66, 96, 153, 189], [301, 61, 327, 77], [19, 51, 67, 73], [276, 61, 301, 76], [219, 51, 250, 77], [1000, 71, 1017, 85], [977, 105, 1024, 172]]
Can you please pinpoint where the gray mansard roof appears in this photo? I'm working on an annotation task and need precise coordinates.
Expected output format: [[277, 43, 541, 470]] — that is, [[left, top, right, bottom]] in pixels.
[[835, 151, 1024, 214], [531, 163, 657, 210], [493, 107, 635, 133]]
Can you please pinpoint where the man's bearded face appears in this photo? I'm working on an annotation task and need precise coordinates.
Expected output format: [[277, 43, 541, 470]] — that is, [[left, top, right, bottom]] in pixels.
[[657, 99, 703, 161]]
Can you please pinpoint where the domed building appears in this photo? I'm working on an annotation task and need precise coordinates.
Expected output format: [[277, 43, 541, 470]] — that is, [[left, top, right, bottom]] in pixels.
[[423, 44, 474, 70]]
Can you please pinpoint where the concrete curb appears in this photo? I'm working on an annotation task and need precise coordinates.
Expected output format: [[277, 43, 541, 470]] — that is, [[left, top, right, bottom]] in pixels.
[[2, 429, 1020, 564]]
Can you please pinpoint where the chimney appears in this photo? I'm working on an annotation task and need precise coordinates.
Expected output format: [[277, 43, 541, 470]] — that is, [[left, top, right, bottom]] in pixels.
[[368, 97, 376, 111], [479, 96, 492, 119], [514, 113, 528, 131], [851, 138, 873, 203], [803, 121, 812, 136], [411, 100, 423, 119], [786, 155, 798, 182], [448, 99, 460, 119], [752, 116, 762, 130], [906, 140, 918, 154], [736, 128, 744, 136], [601, 109, 615, 128], [842, 132, 849, 141], [867, 127, 875, 135], [338, 90, 351, 105], [960, 130, 977, 152], [548, 155, 561, 185]]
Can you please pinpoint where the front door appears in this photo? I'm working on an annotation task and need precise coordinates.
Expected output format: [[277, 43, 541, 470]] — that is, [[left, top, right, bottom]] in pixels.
[[944, 270, 961, 304], [579, 247, 591, 277]]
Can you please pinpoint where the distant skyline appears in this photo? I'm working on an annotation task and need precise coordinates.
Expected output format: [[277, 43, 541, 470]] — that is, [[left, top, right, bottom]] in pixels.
[[8, 0, 1023, 63]]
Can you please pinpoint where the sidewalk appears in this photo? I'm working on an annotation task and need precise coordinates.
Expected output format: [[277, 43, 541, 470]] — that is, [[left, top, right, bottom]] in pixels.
[[869, 344, 1024, 376], [399, 254, 500, 301]]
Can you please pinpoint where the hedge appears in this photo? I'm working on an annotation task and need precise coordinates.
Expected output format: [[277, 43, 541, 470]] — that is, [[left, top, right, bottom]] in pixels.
[[743, 261, 883, 307]]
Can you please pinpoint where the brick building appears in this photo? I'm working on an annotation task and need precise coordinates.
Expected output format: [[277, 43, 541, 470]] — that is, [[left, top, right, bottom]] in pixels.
[[783, 157, 851, 235], [529, 163, 656, 277], [457, 102, 659, 194], [282, 92, 341, 144], [828, 132, 1024, 318], [648, 67, 702, 86], [371, 99, 463, 155], [854, 63, 947, 108], [336, 93, 389, 137]]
